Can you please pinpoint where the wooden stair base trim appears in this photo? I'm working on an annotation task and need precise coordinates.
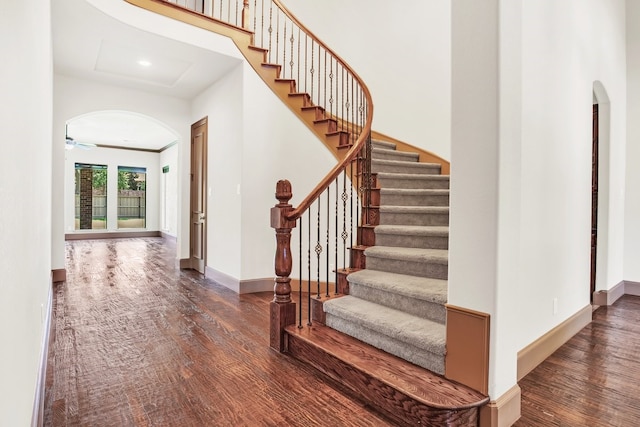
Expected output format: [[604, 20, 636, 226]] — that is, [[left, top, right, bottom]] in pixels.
[[479, 384, 522, 427], [445, 304, 490, 394], [357, 225, 376, 247], [270, 300, 296, 352], [310, 294, 344, 324], [336, 268, 359, 294], [350, 246, 367, 269], [285, 324, 489, 426]]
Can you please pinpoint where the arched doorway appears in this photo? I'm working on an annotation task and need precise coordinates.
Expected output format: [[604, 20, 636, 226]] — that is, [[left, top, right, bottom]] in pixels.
[[64, 110, 180, 237], [591, 81, 610, 302]]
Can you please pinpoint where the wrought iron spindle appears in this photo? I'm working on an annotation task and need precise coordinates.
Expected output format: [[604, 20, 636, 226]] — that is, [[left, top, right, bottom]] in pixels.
[[298, 218, 302, 328], [323, 50, 327, 112], [350, 158, 354, 260], [268, 2, 273, 63], [282, 20, 287, 78], [289, 25, 295, 79], [334, 176, 339, 295], [276, 9, 280, 68], [307, 208, 311, 326], [325, 188, 330, 298], [315, 198, 321, 299], [310, 40, 315, 102], [329, 57, 334, 117]]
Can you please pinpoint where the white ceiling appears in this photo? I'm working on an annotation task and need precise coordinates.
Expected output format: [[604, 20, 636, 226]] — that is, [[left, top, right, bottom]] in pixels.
[[53, 0, 242, 150]]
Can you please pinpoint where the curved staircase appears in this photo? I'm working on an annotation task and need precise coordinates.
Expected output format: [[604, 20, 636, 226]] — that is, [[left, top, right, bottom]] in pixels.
[[124, 1, 488, 425]]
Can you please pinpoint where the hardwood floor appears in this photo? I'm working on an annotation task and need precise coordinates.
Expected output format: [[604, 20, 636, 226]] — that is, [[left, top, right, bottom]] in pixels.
[[45, 238, 640, 426], [44, 238, 393, 426], [516, 295, 640, 426]]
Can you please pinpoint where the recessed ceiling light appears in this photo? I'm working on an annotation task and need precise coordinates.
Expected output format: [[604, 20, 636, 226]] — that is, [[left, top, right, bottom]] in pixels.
[[137, 59, 152, 67]]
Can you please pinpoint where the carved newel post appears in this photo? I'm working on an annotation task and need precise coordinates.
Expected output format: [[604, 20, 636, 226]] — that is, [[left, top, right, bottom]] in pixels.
[[270, 180, 297, 351]]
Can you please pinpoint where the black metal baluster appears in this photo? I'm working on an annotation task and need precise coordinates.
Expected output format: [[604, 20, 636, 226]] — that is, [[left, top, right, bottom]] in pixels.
[[325, 188, 330, 298], [298, 217, 302, 328], [334, 176, 339, 295], [315, 198, 322, 299], [307, 209, 312, 326]]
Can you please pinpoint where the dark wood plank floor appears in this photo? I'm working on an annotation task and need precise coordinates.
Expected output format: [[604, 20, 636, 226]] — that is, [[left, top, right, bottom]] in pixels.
[[44, 238, 393, 426], [45, 238, 640, 426], [515, 295, 640, 426]]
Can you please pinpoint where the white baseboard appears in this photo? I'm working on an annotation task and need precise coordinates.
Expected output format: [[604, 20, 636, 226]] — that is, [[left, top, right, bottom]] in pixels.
[[204, 266, 273, 294], [593, 280, 640, 305], [480, 384, 521, 427], [517, 304, 592, 381]]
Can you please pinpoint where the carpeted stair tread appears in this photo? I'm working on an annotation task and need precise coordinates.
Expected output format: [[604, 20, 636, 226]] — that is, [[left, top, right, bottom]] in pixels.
[[348, 269, 447, 305], [373, 159, 441, 169], [376, 172, 450, 190], [380, 188, 450, 196], [374, 225, 449, 250], [365, 246, 448, 265], [324, 296, 446, 357], [380, 206, 449, 214], [371, 139, 397, 150], [375, 225, 449, 237], [372, 148, 419, 162]]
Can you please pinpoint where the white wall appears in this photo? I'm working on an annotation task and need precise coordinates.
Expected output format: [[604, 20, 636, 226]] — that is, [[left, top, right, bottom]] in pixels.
[[64, 147, 161, 232], [191, 65, 244, 278], [53, 75, 190, 267], [239, 63, 337, 280], [190, 62, 336, 281], [160, 144, 179, 236], [280, 0, 452, 160], [450, 0, 627, 399], [625, 0, 640, 281], [0, 1, 53, 424], [516, 0, 626, 344]]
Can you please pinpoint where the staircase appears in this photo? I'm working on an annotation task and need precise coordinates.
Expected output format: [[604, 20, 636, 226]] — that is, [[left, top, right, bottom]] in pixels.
[[284, 141, 489, 425], [325, 139, 450, 375], [125, 1, 488, 425]]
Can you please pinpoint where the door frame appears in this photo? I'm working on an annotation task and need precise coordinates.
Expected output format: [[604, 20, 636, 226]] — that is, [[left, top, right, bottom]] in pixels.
[[591, 81, 611, 303], [189, 117, 208, 273]]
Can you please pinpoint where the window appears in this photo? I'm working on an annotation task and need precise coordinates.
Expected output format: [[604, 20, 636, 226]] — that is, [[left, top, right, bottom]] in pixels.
[[75, 163, 107, 230], [118, 166, 146, 229]]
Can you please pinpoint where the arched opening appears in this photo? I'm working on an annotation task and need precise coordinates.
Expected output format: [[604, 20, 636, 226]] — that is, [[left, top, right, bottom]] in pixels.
[[63, 110, 180, 237], [592, 81, 611, 301]]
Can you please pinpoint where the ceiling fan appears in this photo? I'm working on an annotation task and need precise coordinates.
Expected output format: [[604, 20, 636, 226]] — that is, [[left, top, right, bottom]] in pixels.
[[65, 124, 96, 150]]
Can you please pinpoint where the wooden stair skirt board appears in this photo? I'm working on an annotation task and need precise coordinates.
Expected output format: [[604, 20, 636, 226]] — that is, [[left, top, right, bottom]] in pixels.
[[285, 324, 489, 426]]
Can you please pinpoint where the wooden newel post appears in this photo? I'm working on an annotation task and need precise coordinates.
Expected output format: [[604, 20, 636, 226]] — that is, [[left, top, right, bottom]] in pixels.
[[241, 0, 250, 30], [270, 180, 297, 352]]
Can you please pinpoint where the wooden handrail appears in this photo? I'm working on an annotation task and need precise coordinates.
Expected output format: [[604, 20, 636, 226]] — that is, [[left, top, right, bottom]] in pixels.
[[269, 0, 374, 221]]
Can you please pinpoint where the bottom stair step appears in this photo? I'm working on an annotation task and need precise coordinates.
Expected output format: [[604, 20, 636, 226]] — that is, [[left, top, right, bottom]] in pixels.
[[285, 324, 489, 426]]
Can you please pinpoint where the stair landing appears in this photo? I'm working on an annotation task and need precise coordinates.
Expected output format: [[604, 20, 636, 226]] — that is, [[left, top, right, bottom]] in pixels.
[[285, 324, 489, 426]]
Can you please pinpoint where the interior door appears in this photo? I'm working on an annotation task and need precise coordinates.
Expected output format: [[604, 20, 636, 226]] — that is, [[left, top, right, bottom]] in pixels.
[[590, 104, 598, 301], [190, 118, 208, 274]]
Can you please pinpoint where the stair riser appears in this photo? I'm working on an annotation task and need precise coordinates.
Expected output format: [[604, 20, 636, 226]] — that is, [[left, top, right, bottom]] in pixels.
[[380, 193, 449, 207], [349, 283, 446, 324], [380, 211, 449, 226], [375, 233, 449, 250], [372, 151, 419, 163], [373, 163, 441, 175], [325, 315, 445, 374], [366, 256, 448, 280], [378, 177, 450, 190]]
